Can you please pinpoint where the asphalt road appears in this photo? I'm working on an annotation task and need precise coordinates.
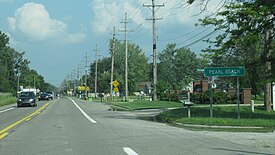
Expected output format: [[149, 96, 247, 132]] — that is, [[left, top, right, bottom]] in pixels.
[[0, 97, 274, 155]]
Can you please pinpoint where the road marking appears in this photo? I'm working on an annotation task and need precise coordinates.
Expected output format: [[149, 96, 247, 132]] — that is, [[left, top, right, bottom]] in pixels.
[[123, 147, 139, 155], [0, 132, 8, 140], [25, 118, 31, 121], [0, 107, 15, 114], [0, 103, 49, 139], [68, 98, 97, 124]]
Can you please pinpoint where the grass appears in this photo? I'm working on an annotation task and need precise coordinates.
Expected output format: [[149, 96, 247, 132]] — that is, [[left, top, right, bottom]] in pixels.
[[91, 94, 275, 132], [0, 94, 17, 107], [115, 100, 183, 111], [156, 106, 275, 132]]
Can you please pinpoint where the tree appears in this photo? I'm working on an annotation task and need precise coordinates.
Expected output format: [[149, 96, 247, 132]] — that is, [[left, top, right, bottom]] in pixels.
[[89, 40, 149, 94], [0, 31, 52, 95], [198, 0, 275, 111], [158, 43, 200, 91]]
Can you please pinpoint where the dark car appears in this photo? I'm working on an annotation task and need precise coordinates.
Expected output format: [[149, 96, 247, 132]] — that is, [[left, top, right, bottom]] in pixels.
[[45, 91, 54, 100], [38, 92, 49, 101], [17, 91, 37, 107]]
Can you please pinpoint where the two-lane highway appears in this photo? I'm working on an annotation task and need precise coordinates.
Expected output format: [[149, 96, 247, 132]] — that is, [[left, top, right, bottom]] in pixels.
[[0, 100, 49, 136], [0, 98, 274, 155]]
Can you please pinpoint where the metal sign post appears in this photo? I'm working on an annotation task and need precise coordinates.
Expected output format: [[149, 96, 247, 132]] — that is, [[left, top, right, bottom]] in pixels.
[[112, 80, 119, 111], [272, 82, 275, 111], [237, 77, 240, 119], [208, 77, 214, 118]]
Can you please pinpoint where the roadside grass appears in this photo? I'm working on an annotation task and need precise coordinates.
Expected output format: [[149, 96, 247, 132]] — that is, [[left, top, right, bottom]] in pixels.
[[0, 95, 16, 107], [115, 100, 182, 111], [88, 96, 275, 131], [156, 106, 275, 132]]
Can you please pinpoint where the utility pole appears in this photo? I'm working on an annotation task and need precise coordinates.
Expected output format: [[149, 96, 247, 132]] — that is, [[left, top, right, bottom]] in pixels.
[[33, 76, 36, 89], [144, 0, 164, 101], [120, 13, 133, 102], [264, 15, 272, 112], [85, 52, 88, 99], [94, 45, 99, 98], [110, 26, 116, 102]]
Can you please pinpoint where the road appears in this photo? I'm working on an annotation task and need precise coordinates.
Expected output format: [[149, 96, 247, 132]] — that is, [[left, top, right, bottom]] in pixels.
[[0, 97, 274, 155]]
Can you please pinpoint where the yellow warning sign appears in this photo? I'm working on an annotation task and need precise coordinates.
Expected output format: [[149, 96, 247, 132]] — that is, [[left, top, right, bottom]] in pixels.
[[112, 80, 119, 87], [113, 86, 119, 92]]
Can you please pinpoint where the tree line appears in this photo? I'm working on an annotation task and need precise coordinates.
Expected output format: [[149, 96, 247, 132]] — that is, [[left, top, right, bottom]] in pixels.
[[0, 31, 55, 95], [65, 0, 274, 111], [198, 0, 275, 111]]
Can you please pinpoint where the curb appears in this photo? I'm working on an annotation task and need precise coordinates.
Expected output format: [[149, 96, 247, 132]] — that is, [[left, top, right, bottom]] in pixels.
[[174, 122, 264, 129]]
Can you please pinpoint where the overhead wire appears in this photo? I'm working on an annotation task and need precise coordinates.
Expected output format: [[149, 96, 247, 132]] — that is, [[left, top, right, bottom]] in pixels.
[[182, 30, 218, 48]]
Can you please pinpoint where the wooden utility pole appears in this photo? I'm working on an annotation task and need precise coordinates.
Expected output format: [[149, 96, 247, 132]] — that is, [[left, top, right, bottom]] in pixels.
[[144, 0, 164, 101], [119, 13, 132, 102], [264, 15, 272, 112], [94, 45, 99, 98], [110, 27, 116, 102], [85, 52, 88, 99]]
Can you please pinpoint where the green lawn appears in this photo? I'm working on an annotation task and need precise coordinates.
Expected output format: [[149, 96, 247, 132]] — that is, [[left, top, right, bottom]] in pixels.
[[115, 100, 183, 111], [0, 95, 17, 107], [109, 96, 275, 132], [156, 106, 275, 132]]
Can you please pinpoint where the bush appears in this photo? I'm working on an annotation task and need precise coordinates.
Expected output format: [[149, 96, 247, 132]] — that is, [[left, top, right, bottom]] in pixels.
[[191, 90, 233, 104], [159, 92, 181, 102]]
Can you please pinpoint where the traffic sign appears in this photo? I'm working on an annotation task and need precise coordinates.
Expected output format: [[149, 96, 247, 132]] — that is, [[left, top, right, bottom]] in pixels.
[[204, 67, 245, 77], [78, 86, 90, 91], [112, 80, 119, 87], [78, 86, 85, 91], [113, 86, 119, 92]]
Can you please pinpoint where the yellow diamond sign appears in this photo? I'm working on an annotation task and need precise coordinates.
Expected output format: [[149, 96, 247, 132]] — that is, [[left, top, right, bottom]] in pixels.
[[113, 86, 119, 92], [112, 80, 119, 87]]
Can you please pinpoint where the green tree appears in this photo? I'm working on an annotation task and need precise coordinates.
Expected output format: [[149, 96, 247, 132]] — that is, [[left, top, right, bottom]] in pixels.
[[89, 40, 149, 94], [199, 0, 275, 111], [158, 43, 200, 91], [0, 31, 53, 95]]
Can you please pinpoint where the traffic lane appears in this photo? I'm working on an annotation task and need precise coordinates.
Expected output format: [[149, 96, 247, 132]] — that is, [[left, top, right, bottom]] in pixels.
[[0, 98, 127, 155], [74, 99, 275, 155], [1, 98, 273, 155], [0, 100, 49, 132]]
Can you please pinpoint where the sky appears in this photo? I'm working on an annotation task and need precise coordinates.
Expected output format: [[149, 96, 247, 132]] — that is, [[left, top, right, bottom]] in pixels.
[[0, 0, 223, 87]]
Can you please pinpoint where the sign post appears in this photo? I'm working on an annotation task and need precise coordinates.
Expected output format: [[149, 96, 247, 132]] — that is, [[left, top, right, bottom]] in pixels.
[[204, 66, 245, 119], [112, 80, 119, 111], [272, 82, 275, 111]]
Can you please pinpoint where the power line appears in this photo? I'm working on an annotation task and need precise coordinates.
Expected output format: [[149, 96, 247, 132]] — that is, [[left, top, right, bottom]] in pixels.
[[158, 26, 202, 42], [177, 26, 214, 45], [182, 30, 217, 48]]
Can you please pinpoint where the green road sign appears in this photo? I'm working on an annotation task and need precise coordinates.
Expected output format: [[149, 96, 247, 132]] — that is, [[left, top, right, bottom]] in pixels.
[[204, 67, 245, 77]]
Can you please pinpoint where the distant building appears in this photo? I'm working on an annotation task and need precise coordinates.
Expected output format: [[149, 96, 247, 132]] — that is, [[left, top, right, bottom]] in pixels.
[[193, 80, 208, 94], [137, 82, 152, 95]]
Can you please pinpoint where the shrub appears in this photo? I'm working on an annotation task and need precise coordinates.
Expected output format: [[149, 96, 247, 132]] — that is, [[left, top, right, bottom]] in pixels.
[[192, 90, 233, 104]]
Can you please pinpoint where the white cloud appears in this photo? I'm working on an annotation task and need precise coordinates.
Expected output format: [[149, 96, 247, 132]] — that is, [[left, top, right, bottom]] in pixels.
[[7, 2, 86, 43], [90, 0, 149, 33]]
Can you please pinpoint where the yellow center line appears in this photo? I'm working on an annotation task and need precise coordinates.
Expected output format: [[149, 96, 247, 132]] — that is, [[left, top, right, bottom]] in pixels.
[[0, 132, 8, 139], [25, 118, 31, 121], [0, 103, 49, 137]]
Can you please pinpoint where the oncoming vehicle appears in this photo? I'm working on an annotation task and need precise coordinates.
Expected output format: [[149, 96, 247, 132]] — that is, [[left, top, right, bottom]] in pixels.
[[45, 91, 54, 100], [17, 91, 37, 107], [38, 92, 50, 101]]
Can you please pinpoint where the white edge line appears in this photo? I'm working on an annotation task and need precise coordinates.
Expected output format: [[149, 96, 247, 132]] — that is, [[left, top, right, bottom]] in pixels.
[[0, 107, 15, 114], [123, 147, 139, 155], [69, 98, 97, 124]]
